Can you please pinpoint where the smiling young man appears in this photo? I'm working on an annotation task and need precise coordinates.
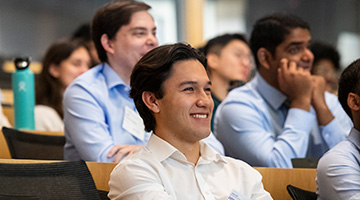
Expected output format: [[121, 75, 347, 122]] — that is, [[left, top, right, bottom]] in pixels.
[[63, 1, 224, 163], [108, 43, 272, 200], [63, 1, 158, 162], [214, 13, 352, 168]]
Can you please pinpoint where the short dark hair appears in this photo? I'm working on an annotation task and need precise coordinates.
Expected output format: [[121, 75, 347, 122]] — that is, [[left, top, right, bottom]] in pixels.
[[202, 33, 248, 56], [250, 13, 310, 67], [338, 58, 360, 120], [92, 0, 151, 63], [72, 23, 91, 42], [130, 43, 207, 132], [310, 41, 341, 71]]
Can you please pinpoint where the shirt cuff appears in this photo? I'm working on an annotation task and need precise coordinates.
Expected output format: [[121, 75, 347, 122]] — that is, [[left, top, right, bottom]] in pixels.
[[285, 108, 315, 133]]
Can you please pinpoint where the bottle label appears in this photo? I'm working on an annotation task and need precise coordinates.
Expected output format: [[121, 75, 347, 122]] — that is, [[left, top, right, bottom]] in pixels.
[[18, 81, 26, 92]]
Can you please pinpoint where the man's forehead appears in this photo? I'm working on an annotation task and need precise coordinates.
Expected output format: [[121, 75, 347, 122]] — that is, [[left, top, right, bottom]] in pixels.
[[128, 10, 154, 24], [284, 28, 311, 43], [168, 60, 209, 84]]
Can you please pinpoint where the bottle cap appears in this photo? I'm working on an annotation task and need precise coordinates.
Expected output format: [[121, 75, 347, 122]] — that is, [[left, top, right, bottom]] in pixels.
[[14, 57, 31, 70]]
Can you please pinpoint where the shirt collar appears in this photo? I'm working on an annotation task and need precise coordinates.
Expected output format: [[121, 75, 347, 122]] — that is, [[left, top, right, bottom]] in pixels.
[[254, 72, 287, 110], [102, 63, 129, 90], [198, 140, 226, 164], [348, 127, 360, 150], [146, 134, 180, 162], [146, 134, 226, 164]]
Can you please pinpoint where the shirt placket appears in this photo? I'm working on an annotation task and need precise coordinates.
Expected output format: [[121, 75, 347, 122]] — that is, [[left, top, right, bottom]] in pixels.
[[193, 166, 215, 200]]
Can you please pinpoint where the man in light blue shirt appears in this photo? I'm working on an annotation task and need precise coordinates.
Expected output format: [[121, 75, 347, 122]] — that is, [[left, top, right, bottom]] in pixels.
[[317, 59, 360, 200], [64, 1, 158, 163], [215, 13, 352, 168], [64, 1, 223, 162]]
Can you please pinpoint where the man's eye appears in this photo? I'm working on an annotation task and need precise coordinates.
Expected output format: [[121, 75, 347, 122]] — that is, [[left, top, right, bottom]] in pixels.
[[288, 47, 301, 54], [183, 87, 194, 91], [71, 61, 82, 67], [134, 31, 146, 36]]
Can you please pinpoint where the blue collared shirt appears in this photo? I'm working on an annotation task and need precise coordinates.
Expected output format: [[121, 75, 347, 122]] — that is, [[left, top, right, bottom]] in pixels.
[[64, 63, 224, 162], [63, 63, 150, 162], [214, 72, 352, 168], [317, 127, 360, 200]]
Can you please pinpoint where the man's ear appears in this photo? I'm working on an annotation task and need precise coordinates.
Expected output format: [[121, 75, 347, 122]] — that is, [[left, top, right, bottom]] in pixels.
[[100, 34, 115, 54], [257, 48, 272, 70], [142, 91, 160, 113], [207, 53, 220, 71], [48, 64, 60, 78], [348, 92, 360, 111]]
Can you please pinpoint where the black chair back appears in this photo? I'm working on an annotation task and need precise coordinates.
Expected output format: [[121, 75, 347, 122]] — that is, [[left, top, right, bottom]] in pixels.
[[287, 184, 317, 200], [0, 160, 101, 200], [2, 127, 65, 160]]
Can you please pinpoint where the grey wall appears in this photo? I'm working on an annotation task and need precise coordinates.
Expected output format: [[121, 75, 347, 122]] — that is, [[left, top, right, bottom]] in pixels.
[[247, 0, 360, 48], [0, 0, 107, 61]]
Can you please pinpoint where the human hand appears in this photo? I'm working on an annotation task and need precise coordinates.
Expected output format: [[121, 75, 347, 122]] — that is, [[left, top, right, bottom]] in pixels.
[[278, 58, 312, 111], [311, 75, 327, 108], [107, 145, 143, 163], [310, 75, 334, 125]]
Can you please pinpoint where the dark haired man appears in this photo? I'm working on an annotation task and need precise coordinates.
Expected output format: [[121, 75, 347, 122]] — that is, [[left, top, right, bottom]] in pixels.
[[63, 1, 223, 163], [108, 43, 272, 199], [317, 58, 360, 200], [202, 33, 253, 131], [63, 0, 158, 162], [215, 13, 352, 168]]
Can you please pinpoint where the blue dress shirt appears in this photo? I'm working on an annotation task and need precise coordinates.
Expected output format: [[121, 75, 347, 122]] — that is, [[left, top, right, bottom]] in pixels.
[[214, 72, 352, 168], [63, 63, 150, 162], [64, 63, 224, 162], [317, 128, 360, 200]]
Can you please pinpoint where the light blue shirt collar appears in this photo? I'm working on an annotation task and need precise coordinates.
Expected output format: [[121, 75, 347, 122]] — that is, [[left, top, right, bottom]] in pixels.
[[102, 62, 130, 91], [348, 127, 360, 150], [255, 72, 287, 110]]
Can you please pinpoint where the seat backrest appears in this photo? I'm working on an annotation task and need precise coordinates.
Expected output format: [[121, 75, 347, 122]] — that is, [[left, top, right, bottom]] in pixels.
[[287, 184, 317, 200], [2, 104, 14, 126], [2, 127, 65, 160], [86, 162, 118, 191], [0, 129, 11, 159], [0, 160, 101, 200]]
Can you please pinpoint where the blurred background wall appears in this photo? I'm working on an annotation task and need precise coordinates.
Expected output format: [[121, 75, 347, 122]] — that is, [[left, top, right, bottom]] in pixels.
[[0, 0, 359, 89]]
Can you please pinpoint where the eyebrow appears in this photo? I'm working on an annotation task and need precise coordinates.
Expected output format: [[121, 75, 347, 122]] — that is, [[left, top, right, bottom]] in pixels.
[[286, 41, 304, 48], [129, 27, 147, 32], [179, 81, 212, 87], [285, 39, 312, 48], [129, 27, 157, 32]]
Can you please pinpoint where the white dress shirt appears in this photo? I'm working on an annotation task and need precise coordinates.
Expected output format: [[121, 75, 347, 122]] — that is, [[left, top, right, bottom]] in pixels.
[[108, 134, 272, 200]]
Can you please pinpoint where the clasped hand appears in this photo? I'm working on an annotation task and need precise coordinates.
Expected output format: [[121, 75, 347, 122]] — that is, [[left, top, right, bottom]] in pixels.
[[278, 58, 327, 112]]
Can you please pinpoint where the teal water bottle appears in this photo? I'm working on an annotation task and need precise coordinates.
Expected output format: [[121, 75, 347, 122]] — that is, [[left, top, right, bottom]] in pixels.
[[12, 57, 35, 130]]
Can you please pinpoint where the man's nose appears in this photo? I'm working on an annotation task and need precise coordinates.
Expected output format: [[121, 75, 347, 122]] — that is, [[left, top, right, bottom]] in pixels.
[[302, 48, 314, 62], [146, 33, 158, 47]]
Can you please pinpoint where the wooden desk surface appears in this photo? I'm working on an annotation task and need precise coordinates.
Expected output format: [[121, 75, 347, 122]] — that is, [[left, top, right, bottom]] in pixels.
[[0, 159, 316, 199]]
